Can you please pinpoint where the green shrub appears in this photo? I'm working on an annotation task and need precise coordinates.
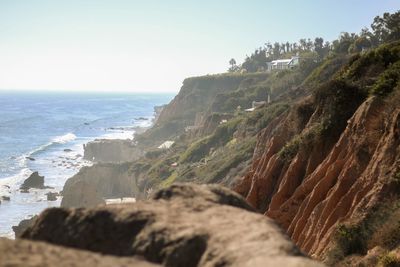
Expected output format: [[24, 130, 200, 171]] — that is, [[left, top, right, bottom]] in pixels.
[[335, 224, 367, 255], [371, 61, 400, 96], [145, 149, 166, 159], [278, 123, 324, 162], [278, 134, 302, 162], [379, 252, 400, 267], [314, 79, 366, 138], [345, 41, 400, 81]]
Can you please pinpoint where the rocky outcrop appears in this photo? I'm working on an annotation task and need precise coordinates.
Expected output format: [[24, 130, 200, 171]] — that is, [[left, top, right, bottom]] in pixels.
[[235, 92, 400, 259], [83, 139, 143, 163], [0, 238, 159, 267], [22, 183, 323, 267], [61, 162, 137, 208], [156, 73, 269, 125], [46, 192, 59, 201], [20, 172, 51, 190], [61, 179, 105, 208], [12, 216, 38, 238]]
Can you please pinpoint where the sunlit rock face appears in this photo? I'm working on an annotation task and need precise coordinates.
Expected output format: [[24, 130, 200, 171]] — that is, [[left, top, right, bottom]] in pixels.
[[236, 94, 400, 258]]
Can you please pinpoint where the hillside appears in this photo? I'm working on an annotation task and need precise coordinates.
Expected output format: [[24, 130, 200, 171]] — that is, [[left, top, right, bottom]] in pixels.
[[35, 10, 400, 266], [129, 40, 400, 265]]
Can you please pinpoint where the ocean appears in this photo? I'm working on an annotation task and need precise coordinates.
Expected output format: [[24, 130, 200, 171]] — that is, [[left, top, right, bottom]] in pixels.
[[0, 91, 173, 238]]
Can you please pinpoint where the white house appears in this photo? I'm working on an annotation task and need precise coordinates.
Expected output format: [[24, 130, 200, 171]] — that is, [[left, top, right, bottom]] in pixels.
[[158, 141, 175, 149], [267, 56, 300, 71]]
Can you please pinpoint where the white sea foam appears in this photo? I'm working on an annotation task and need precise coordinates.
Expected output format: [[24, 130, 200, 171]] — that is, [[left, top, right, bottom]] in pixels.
[[52, 133, 77, 144], [0, 168, 31, 194]]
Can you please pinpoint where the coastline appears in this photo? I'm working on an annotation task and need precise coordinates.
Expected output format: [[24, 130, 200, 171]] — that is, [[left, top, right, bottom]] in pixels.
[[0, 104, 165, 239]]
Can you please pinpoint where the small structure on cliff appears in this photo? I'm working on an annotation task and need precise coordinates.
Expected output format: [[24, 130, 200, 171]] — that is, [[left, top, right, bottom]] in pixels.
[[245, 100, 268, 112], [266, 56, 300, 71], [158, 141, 174, 149]]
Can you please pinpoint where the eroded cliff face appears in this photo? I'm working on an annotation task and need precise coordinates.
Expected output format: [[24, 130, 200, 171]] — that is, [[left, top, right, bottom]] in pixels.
[[61, 162, 139, 208], [236, 92, 400, 259], [83, 139, 143, 163]]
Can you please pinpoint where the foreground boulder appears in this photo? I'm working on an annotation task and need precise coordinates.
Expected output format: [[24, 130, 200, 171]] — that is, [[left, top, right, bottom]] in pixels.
[[22, 183, 323, 267], [12, 215, 38, 238], [0, 238, 159, 267]]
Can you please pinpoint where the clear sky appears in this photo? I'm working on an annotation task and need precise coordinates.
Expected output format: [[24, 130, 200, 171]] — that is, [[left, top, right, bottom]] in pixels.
[[0, 0, 398, 93]]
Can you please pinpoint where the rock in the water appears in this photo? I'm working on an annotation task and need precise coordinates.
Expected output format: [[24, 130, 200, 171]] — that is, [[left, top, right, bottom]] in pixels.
[[64, 148, 72, 152], [0, 238, 159, 267], [135, 117, 148, 121], [20, 172, 46, 190], [46, 192, 59, 201], [23, 183, 323, 267], [20, 188, 29, 193], [25, 156, 35, 161], [12, 216, 38, 238], [1, 196, 10, 201]]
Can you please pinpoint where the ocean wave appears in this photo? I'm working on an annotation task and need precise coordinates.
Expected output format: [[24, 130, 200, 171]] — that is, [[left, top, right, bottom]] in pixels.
[[0, 168, 31, 192], [52, 133, 77, 144], [26, 133, 77, 158]]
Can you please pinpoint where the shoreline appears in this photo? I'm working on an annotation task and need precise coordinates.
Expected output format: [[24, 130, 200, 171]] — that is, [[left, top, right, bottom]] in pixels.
[[0, 104, 165, 239]]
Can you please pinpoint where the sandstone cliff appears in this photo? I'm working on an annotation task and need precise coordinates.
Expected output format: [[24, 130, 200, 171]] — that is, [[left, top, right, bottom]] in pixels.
[[61, 162, 139, 208], [234, 42, 400, 264]]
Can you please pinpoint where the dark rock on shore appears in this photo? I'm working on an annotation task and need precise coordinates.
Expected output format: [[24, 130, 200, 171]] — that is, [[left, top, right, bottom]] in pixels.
[[12, 216, 38, 238], [22, 183, 323, 267], [46, 192, 59, 201], [135, 117, 148, 121], [1, 196, 10, 201], [20, 172, 51, 190], [0, 238, 159, 267]]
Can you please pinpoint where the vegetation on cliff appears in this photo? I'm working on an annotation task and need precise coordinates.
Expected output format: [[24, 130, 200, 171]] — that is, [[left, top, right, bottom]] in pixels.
[[57, 9, 400, 267]]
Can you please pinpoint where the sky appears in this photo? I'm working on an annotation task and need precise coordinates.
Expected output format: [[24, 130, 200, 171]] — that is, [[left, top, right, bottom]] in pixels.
[[0, 1, 398, 93]]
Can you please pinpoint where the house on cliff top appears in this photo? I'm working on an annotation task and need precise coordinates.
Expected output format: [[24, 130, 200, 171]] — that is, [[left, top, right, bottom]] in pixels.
[[267, 56, 300, 71]]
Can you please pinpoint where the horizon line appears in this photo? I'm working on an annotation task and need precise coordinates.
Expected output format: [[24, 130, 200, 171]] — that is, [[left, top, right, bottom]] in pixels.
[[0, 88, 178, 94]]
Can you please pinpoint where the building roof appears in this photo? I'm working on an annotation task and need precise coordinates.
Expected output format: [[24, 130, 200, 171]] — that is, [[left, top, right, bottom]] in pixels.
[[158, 141, 175, 149], [270, 56, 299, 66]]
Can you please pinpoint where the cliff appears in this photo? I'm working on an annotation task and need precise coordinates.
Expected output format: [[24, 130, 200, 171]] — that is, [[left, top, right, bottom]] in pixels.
[[83, 139, 143, 163], [234, 41, 400, 264], [61, 162, 138, 207], [136, 72, 271, 148], [19, 184, 323, 267], [50, 37, 399, 266]]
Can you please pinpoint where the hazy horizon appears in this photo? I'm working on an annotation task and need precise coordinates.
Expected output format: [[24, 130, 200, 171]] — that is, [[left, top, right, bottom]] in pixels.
[[0, 0, 398, 93]]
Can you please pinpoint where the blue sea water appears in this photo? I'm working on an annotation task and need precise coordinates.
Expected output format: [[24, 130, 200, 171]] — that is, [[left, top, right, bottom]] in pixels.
[[0, 90, 172, 238]]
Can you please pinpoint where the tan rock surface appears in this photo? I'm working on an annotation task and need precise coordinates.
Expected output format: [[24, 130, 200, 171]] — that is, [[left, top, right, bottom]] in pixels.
[[0, 237, 159, 267], [22, 183, 323, 267]]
